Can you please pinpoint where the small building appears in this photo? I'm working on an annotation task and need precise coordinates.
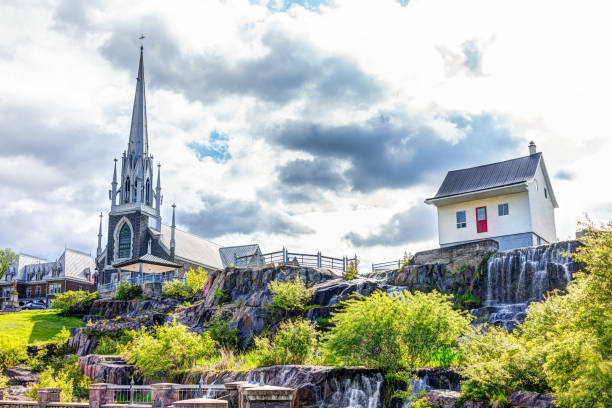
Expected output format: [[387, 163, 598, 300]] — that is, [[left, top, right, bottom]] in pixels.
[[0, 249, 95, 310], [425, 142, 558, 250]]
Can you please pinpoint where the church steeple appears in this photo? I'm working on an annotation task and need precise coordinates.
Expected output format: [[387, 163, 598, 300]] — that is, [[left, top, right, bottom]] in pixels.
[[128, 45, 148, 158]]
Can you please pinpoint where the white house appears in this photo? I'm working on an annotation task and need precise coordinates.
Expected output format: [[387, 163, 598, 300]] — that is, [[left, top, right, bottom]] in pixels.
[[425, 142, 558, 250]]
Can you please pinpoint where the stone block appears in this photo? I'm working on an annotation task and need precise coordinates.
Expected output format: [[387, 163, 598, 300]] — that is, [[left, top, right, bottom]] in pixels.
[[37, 388, 61, 408], [151, 383, 179, 408], [242, 386, 294, 408], [172, 398, 227, 408]]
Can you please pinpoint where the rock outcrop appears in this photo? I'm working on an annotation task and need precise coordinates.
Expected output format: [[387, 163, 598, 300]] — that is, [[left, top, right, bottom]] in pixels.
[[78, 355, 134, 385]]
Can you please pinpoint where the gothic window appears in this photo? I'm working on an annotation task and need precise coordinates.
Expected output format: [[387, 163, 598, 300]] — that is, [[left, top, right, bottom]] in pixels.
[[118, 223, 132, 259], [145, 179, 150, 205], [134, 180, 138, 202], [125, 177, 131, 202]]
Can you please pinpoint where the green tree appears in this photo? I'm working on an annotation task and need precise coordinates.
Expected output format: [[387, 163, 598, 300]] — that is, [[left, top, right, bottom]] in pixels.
[[186, 266, 208, 295], [51, 291, 99, 316], [121, 320, 216, 380], [324, 290, 472, 372], [252, 319, 317, 366], [268, 277, 314, 313], [0, 248, 17, 280]]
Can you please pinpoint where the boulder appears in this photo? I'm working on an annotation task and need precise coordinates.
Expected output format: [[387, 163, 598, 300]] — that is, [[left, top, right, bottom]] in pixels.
[[508, 391, 555, 408], [423, 389, 461, 408]]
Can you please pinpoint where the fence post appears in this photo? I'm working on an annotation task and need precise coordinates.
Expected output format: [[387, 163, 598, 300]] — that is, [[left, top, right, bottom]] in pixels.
[[342, 256, 346, 272], [234, 254, 238, 267], [282, 247, 287, 265], [151, 383, 179, 408], [130, 378, 135, 405], [372, 263, 375, 273], [89, 384, 113, 408], [398, 259, 401, 269], [37, 387, 61, 408], [199, 376, 204, 398], [317, 251, 321, 268]]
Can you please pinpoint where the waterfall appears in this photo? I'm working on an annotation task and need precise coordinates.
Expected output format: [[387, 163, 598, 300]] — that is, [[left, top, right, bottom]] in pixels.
[[478, 240, 579, 330], [321, 373, 384, 408]]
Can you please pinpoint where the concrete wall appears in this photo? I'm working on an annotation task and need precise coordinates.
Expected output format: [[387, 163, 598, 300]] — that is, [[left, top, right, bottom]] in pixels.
[[527, 163, 557, 244], [413, 239, 498, 271], [437, 192, 531, 247]]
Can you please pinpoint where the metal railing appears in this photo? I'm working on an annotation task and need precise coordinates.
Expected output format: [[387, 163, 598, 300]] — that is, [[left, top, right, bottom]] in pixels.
[[235, 248, 357, 272], [98, 274, 186, 293], [109, 380, 152, 405], [371, 260, 403, 273]]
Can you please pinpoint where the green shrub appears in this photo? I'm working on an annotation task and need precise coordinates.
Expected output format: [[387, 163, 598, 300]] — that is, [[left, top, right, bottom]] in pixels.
[[453, 290, 482, 310], [400, 252, 414, 269], [115, 281, 143, 300], [460, 220, 612, 407], [0, 373, 7, 388], [207, 312, 240, 351], [162, 280, 191, 299], [252, 319, 317, 366], [213, 288, 230, 305], [268, 277, 314, 313], [343, 258, 359, 280], [121, 320, 216, 380], [324, 290, 472, 372], [0, 336, 28, 370], [186, 266, 208, 295], [51, 291, 98, 316], [27, 355, 91, 402]]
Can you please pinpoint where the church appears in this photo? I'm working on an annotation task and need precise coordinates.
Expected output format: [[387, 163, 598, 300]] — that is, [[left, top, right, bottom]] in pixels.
[[95, 44, 259, 293]]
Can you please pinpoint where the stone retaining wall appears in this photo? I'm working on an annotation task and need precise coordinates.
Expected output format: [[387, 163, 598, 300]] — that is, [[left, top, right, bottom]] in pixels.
[[412, 239, 498, 271]]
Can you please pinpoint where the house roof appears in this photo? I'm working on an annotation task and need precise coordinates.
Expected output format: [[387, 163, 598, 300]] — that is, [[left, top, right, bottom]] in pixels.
[[219, 245, 260, 268], [429, 153, 542, 201], [157, 224, 223, 270]]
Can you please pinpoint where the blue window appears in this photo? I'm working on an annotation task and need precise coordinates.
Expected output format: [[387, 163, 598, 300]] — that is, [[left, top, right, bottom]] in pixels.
[[498, 203, 509, 216], [544, 188, 548, 199], [118, 223, 131, 259], [456, 211, 467, 229]]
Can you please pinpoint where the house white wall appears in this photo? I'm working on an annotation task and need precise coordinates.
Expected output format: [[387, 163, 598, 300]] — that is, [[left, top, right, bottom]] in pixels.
[[437, 191, 532, 246], [527, 162, 557, 243]]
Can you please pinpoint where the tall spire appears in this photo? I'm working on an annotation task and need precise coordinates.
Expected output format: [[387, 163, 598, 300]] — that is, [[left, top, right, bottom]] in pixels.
[[96, 213, 103, 257], [127, 44, 148, 158]]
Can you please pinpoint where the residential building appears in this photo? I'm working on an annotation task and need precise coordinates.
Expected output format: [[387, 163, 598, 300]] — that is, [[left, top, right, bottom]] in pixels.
[[425, 142, 558, 250]]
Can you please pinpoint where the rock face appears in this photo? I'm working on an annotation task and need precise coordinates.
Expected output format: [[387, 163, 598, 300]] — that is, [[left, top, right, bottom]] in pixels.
[[78, 355, 134, 385], [2, 367, 38, 386]]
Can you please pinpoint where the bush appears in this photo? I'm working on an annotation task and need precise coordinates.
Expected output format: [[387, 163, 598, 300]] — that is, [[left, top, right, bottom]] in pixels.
[[343, 258, 359, 280], [115, 281, 143, 300], [51, 291, 98, 316], [93, 331, 136, 355], [0, 373, 7, 388], [208, 311, 240, 351], [27, 355, 91, 402], [324, 290, 472, 372], [453, 290, 482, 310], [0, 336, 28, 370], [252, 319, 317, 366], [213, 288, 230, 305], [162, 280, 191, 299], [186, 266, 208, 295], [460, 220, 612, 408], [268, 277, 314, 313], [121, 320, 216, 380]]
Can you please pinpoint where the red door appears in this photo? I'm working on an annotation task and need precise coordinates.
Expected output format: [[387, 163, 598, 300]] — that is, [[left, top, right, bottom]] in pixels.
[[476, 206, 487, 233]]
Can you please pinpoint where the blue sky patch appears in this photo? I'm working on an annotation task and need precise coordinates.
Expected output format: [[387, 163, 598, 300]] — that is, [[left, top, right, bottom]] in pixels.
[[188, 130, 231, 163]]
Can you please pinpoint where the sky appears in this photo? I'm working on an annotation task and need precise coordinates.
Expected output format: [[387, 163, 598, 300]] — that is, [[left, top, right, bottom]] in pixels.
[[1, 0, 611, 271]]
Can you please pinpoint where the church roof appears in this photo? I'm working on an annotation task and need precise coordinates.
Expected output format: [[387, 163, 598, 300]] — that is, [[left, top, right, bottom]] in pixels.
[[219, 245, 260, 268], [429, 153, 542, 200], [158, 224, 223, 270], [127, 45, 149, 158]]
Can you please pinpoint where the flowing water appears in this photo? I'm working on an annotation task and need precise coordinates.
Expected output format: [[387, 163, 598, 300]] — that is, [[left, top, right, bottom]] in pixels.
[[320, 373, 384, 408], [475, 240, 579, 330]]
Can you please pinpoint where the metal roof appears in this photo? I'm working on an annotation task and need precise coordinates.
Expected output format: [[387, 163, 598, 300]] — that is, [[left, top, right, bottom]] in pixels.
[[113, 253, 182, 273], [219, 244, 260, 268], [158, 224, 223, 269], [430, 153, 542, 200]]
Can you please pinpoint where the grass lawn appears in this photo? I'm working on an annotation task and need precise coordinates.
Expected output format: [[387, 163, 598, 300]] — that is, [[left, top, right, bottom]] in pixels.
[[0, 309, 84, 345]]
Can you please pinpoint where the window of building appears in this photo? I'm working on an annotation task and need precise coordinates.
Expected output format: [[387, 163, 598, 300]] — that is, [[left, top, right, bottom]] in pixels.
[[544, 188, 548, 199], [49, 283, 62, 294], [35, 286, 41, 296], [498, 203, 509, 216], [146, 179, 150, 205], [125, 177, 131, 203], [26, 287, 31, 297], [118, 223, 131, 259], [456, 211, 467, 229]]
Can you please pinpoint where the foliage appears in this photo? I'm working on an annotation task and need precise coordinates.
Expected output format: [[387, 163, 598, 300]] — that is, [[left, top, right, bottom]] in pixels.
[[115, 281, 143, 300], [268, 277, 314, 313], [460, 220, 612, 408], [0, 248, 17, 280], [121, 320, 216, 380], [27, 355, 91, 402], [207, 311, 240, 351], [93, 330, 136, 355], [0, 336, 27, 370], [0, 373, 7, 388], [400, 252, 414, 269], [51, 291, 99, 316], [251, 319, 317, 366], [186, 266, 208, 295], [162, 280, 191, 299], [453, 290, 482, 310], [0, 310, 83, 345], [343, 258, 359, 280], [476, 251, 494, 279], [213, 288, 230, 305], [323, 290, 472, 372]]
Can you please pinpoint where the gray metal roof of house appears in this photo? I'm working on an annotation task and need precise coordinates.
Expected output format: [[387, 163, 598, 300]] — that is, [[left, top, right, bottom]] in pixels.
[[157, 224, 223, 269], [431, 153, 542, 199], [219, 245, 260, 268]]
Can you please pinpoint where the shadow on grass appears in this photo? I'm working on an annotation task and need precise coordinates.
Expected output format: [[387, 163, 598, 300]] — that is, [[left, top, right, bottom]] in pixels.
[[26, 310, 83, 344]]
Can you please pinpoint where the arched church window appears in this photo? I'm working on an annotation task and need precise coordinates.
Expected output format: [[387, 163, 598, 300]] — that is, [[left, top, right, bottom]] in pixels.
[[145, 179, 150, 205], [118, 223, 131, 259], [125, 177, 131, 202], [134, 180, 138, 202]]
